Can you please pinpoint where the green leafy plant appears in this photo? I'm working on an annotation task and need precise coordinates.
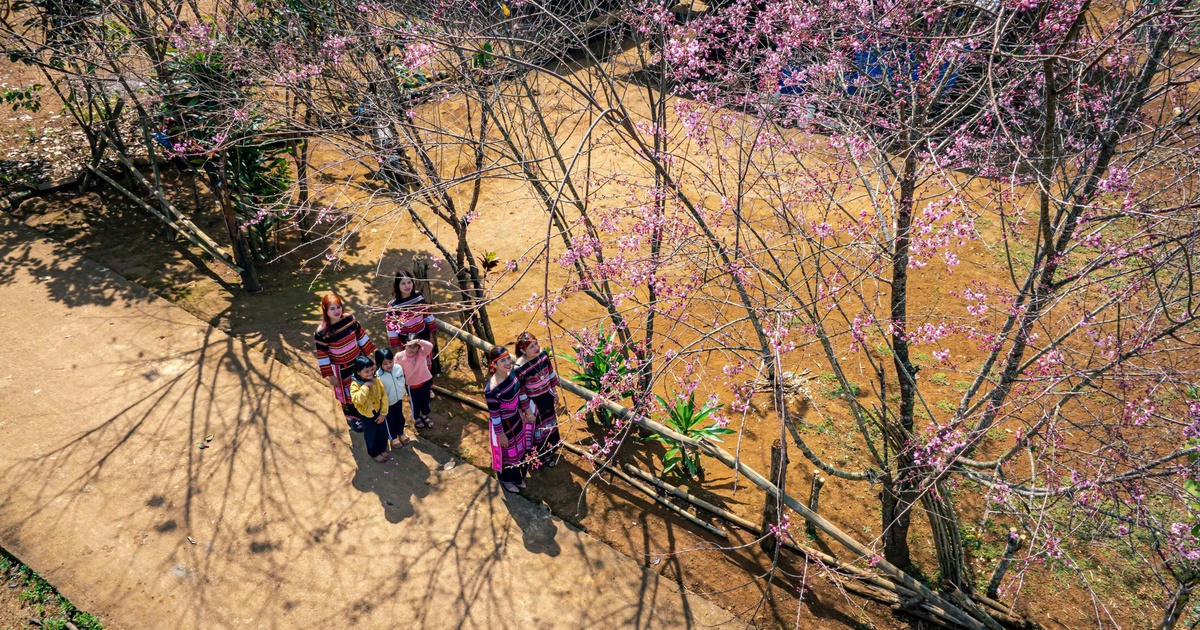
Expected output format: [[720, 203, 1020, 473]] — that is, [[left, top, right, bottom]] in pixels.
[[19, 571, 54, 604], [472, 42, 495, 68], [557, 327, 634, 425], [1, 83, 42, 112], [73, 610, 104, 630], [163, 34, 293, 262], [820, 380, 861, 400], [646, 393, 734, 480], [1, 548, 104, 629], [930, 373, 950, 386], [478, 250, 500, 272]]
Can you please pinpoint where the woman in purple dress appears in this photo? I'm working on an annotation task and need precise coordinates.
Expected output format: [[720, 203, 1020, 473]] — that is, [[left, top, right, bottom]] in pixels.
[[484, 346, 535, 493], [513, 332, 562, 468]]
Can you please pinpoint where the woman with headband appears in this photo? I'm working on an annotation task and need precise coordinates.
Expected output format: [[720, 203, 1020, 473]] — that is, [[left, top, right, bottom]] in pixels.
[[484, 345, 536, 493], [513, 332, 562, 468]]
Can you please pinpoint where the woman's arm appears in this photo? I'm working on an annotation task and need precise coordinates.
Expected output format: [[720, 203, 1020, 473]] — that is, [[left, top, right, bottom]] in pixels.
[[354, 319, 377, 355], [486, 392, 510, 447], [518, 382, 536, 418], [315, 337, 338, 386]]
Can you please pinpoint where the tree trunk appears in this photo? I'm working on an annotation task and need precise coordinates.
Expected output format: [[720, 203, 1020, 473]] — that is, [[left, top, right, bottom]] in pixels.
[[217, 155, 261, 293], [1159, 578, 1197, 630], [805, 471, 825, 539], [986, 528, 1022, 599], [760, 439, 787, 556], [883, 146, 919, 572], [881, 479, 915, 571], [295, 136, 311, 242]]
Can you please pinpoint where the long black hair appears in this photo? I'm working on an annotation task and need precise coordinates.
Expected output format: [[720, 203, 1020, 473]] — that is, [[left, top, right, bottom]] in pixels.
[[392, 269, 419, 299]]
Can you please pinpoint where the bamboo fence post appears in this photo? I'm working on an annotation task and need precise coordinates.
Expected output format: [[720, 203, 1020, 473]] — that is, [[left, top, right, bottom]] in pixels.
[[760, 439, 786, 555], [84, 166, 242, 273], [806, 471, 825, 539], [431, 384, 487, 410], [946, 583, 1006, 630], [560, 442, 727, 539], [96, 135, 241, 273], [421, 376, 1033, 629]]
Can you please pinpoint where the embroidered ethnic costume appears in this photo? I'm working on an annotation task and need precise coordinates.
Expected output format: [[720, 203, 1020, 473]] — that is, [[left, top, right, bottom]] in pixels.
[[386, 292, 435, 348], [314, 315, 377, 408], [514, 350, 562, 466], [484, 372, 534, 485]]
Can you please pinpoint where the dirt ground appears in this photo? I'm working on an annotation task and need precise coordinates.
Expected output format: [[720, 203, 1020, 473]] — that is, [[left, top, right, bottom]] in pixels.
[[0, 53, 1160, 629]]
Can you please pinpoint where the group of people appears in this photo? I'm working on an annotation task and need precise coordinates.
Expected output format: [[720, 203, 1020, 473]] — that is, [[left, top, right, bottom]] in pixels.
[[313, 270, 563, 492]]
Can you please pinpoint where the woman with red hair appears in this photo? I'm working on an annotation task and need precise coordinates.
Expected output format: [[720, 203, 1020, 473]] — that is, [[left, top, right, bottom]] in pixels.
[[314, 293, 377, 431]]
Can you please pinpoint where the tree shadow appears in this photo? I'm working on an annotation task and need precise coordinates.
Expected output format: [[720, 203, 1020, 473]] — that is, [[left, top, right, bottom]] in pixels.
[[500, 489, 562, 557], [348, 436, 433, 524]]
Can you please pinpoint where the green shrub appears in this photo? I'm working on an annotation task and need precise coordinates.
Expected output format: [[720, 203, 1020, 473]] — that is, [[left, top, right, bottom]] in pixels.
[[647, 393, 734, 480]]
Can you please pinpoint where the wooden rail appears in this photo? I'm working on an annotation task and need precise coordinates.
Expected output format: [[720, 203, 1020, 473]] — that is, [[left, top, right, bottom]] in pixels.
[[432, 317, 992, 630]]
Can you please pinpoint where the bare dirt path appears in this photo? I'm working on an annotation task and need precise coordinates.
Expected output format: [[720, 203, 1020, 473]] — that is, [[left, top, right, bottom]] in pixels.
[[0, 214, 736, 630]]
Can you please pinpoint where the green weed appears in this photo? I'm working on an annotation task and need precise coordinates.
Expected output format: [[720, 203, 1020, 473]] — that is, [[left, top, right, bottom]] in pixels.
[[19, 572, 55, 605], [1, 548, 104, 629], [821, 381, 861, 400]]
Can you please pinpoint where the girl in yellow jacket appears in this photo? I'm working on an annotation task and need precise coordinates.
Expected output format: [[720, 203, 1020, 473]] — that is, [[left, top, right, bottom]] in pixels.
[[349, 355, 390, 462]]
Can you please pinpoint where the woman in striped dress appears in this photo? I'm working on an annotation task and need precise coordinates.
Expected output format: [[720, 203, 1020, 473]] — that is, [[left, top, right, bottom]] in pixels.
[[386, 270, 440, 376], [484, 346, 535, 493], [514, 332, 562, 468], [314, 293, 377, 432]]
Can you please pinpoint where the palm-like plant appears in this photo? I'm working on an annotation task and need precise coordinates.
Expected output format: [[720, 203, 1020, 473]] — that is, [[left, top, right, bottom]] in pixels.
[[647, 393, 733, 480], [557, 327, 634, 424]]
